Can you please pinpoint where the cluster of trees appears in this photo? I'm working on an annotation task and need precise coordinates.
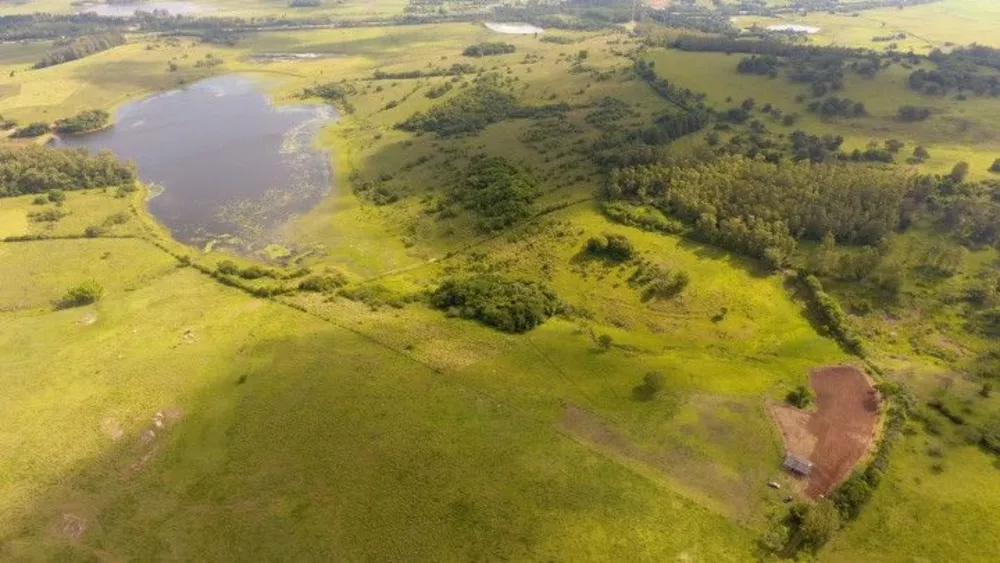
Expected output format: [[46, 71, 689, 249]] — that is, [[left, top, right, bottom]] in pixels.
[[11, 122, 50, 138], [461, 42, 515, 57], [0, 146, 135, 197], [585, 233, 635, 262], [584, 97, 635, 130], [34, 33, 126, 69], [908, 67, 1000, 97], [301, 81, 357, 113], [425, 81, 453, 99], [806, 96, 867, 118], [397, 74, 567, 136], [736, 54, 780, 77], [606, 155, 909, 268], [54, 109, 110, 134], [451, 156, 538, 232], [430, 274, 560, 333], [629, 260, 690, 299]]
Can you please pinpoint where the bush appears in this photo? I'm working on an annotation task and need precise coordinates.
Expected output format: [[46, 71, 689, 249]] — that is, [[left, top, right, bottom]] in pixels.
[[990, 159, 1000, 174], [632, 371, 665, 401], [430, 274, 560, 333], [54, 109, 109, 134], [47, 189, 65, 203], [57, 280, 103, 309], [585, 233, 635, 262], [786, 384, 814, 408], [84, 224, 108, 237]]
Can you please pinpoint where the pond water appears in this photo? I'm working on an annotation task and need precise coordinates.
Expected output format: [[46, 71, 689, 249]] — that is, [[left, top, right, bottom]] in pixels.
[[484, 22, 545, 34], [767, 24, 821, 34], [77, 1, 208, 17], [57, 75, 336, 252]]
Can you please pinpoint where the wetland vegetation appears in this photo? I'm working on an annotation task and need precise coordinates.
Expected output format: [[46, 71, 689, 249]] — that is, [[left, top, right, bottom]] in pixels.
[[3, 0, 1000, 560]]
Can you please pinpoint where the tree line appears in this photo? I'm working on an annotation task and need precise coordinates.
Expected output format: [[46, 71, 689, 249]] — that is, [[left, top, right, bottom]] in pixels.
[[34, 33, 126, 69]]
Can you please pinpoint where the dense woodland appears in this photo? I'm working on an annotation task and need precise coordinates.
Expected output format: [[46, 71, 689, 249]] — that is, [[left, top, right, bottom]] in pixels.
[[606, 156, 910, 268], [0, 146, 135, 197]]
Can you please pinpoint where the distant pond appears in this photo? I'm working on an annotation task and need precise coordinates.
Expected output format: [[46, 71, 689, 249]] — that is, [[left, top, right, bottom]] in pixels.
[[77, 1, 208, 17], [57, 75, 336, 253]]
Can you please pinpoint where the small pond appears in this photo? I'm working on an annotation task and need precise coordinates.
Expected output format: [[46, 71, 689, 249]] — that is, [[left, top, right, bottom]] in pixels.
[[484, 22, 545, 34], [767, 24, 821, 34], [57, 75, 336, 252], [77, 1, 208, 17]]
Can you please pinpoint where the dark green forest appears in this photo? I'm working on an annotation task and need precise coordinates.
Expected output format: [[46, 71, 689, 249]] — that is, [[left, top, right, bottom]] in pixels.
[[0, 146, 135, 197]]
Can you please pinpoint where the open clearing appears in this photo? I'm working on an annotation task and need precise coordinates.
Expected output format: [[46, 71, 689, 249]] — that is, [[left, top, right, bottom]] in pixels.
[[769, 366, 879, 497]]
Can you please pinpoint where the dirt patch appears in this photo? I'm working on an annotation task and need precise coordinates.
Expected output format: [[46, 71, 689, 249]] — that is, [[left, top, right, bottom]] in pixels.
[[61, 513, 86, 542], [75, 311, 98, 326], [100, 417, 124, 442], [559, 402, 756, 518], [768, 366, 879, 498]]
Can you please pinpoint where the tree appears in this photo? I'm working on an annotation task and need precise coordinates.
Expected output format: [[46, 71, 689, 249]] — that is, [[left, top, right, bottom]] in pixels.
[[949, 161, 970, 183], [990, 158, 1000, 173], [788, 500, 840, 553], [786, 385, 814, 408], [597, 334, 613, 351], [912, 145, 930, 162], [632, 371, 665, 401]]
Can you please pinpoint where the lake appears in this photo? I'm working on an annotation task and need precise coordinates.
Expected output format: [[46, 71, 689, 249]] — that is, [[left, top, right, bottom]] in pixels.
[[77, 1, 208, 17], [57, 75, 336, 253], [767, 24, 821, 34]]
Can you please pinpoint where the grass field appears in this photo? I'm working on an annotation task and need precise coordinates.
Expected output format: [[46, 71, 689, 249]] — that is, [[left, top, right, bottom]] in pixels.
[[0, 0, 414, 18], [732, 0, 1000, 52], [4, 9, 1000, 558]]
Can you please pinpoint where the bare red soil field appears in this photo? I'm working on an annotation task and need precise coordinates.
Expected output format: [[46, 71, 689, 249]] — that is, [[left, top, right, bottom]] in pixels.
[[769, 366, 880, 497]]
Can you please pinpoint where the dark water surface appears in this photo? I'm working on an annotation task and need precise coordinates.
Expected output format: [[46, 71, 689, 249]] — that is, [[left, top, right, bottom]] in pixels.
[[58, 75, 336, 251]]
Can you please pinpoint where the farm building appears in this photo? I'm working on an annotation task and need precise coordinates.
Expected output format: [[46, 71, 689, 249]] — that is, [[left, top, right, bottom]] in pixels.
[[783, 453, 814, 476]]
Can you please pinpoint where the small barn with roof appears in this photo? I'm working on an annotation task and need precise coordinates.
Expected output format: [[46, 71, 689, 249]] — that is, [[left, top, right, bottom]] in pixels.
[[783, 453, 814, 476]]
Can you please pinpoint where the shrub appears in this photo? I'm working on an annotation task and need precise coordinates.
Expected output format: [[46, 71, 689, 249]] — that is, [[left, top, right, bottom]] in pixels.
[[829, 472, 874, 520], [786, 384, 814, 408], [990, 158, 1000, 174], [28, 208, 68, 223], [788, 500, 840, 553], [57, 280, 103, 309], [84, 224, 108, 237], [430, 274, 559, 333], [47, 189, 65, 203], [632, 371, 665, 401], [298, 272, 348, 292]]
